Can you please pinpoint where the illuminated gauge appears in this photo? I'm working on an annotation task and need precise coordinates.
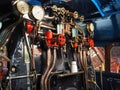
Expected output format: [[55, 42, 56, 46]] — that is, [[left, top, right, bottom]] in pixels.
[[31, 5, 45, 21], [73, 11, 78, 19], [11, 66, 17, 73], [87, 23, 94, 32], [16, 1, 30, 14], [0, 22, 2, 29]]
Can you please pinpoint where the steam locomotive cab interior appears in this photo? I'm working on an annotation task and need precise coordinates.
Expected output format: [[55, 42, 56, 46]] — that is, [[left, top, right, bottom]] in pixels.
[[0, 0, 120, 90]]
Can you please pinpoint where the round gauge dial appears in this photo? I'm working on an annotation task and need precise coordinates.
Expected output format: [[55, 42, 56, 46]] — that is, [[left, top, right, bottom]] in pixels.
[[31, 5, 45, 21], [0, 22, 2, 29], [16, 1, 29, 14], [87, 23, 94, 32]]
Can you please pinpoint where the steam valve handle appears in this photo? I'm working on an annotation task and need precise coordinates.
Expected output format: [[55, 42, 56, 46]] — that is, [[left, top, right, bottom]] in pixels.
[[46, 30, 53, 46], [26, 21, 34, 34], [58, 34, 66, 46], [88, 38, 94, 48]]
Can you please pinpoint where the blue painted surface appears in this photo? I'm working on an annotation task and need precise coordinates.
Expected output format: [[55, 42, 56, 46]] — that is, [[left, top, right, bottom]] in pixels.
[[91, 0, 120, 17], [26, 0, 42, 6], [96, 71, 120, 90], [91, 0, 105, 16], [94, 14, 120, 46]]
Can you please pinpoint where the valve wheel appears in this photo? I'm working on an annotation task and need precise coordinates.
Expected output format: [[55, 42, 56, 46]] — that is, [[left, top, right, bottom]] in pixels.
[[58, 34, 66, 46]]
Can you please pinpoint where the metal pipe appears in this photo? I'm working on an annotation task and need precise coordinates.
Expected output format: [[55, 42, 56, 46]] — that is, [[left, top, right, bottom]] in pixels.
[[7, 74, 41, 80], [40, 22, 54, 28], [41, 48, 51, 90], [44, 15, 55, 20], [44, 47, 57, 90], [92, 47, 104, 63], [78, 44, 84, 70], [57, 71, 84, 77], [40, 24, 56, 30], [40, 22, 55, 30], [26, 63, 31, 90], [48, 73, 55, 90], [48, 71, 63, 90], [24, 40, 31, 90], [83, 49, 89, 90], [61, 48, 65, 70], [100, 66, 103, 90]]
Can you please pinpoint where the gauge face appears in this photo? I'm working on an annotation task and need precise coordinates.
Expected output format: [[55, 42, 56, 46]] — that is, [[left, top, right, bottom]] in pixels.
[[87, 23, 94, 32], [32, 5, 45, 20], [16, 1, 29, 14]]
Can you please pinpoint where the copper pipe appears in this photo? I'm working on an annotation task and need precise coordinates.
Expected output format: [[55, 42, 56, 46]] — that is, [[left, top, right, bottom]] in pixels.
[[40, 22, 55, 30], [47, 48, 64, 90], [92, 47, 104, 63], [41, 48, 51, 90], [40, 22, 54, 28], [44, 48, 56, 90], [44, 15, 55, 20], [83, 50, 89, 90], [78, 44, 84, 70]]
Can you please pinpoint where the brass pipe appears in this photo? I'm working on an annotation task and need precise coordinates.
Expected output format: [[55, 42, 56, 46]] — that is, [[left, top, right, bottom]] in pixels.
[[41, 48, 51, 90], [44, 48, 56, 90]]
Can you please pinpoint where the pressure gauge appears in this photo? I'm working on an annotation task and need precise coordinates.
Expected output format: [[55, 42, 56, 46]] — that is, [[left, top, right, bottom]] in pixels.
[[86, 23, 94, 32], [16, 1, 30, 14], [0, 22, 2, 29], [31, 5, 45, 21]]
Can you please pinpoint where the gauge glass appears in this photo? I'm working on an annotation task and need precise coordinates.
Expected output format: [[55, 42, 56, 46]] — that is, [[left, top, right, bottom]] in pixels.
[[16, 1, 29, 14], [87, 23, 94, 32], [32, 5, 45, 20]]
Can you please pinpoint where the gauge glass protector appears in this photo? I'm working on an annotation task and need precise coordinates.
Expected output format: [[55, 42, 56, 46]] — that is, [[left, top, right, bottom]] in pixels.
[[32, 5, 45, 20], [16, 1, 29, 14]]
